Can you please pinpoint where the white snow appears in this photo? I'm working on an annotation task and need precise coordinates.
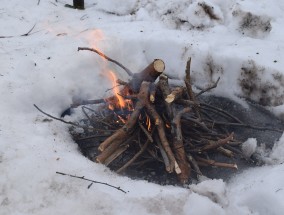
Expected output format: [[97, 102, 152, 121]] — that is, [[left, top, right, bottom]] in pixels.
[[1, 0, 284, 214], [241, 138, 257, 158], [269, 133, 284, 164]]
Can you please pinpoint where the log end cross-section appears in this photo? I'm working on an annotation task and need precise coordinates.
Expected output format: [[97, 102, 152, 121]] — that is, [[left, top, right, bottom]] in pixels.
[[130, 59, 165, 92]]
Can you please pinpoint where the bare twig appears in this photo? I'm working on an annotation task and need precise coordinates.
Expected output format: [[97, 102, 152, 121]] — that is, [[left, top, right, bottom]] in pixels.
[[206, 120, 283, 133], [195, 157, 238, 169], [199, 132, 234, 151], [116, 133, 153, 173], [187, 155, 203, 178], [34, 104, 82, 128], [155, 134, 171, 172], [56, 171, 127, 193], [0, 24, 36, 39], [196, 77, 220, 97], [78, 47, 133, 76], [184, 58, 201, 119], [200, 103, 243, 123]]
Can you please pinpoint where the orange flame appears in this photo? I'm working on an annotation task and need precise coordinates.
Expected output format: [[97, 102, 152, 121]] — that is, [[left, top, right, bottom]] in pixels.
[[146, 115, 151, 131], [90, 29, 105, 53], [88, 29, 134, 116], [108, 71, 126, 109], [89, 29, 109, 74]]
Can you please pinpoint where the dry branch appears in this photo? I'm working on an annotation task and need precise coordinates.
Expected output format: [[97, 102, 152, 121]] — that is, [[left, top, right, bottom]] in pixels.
[[0, 24, 36, 39], [56, 171, 127, 193], [116, 128, 155, 173], [199, 132, 234, 151], [78, 47, 133, 76], [196, 77, 220, 97], [172, 107, 191, 183], [184, 58, 201, 119], [145, 101, 177, 173], [196, 157, 238, 169], [34, 104, 82, 128]]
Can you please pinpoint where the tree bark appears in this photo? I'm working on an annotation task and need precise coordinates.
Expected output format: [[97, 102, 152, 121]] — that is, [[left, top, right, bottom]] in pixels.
[[73, 0, 84, 9], [172, 107, 191, 183]]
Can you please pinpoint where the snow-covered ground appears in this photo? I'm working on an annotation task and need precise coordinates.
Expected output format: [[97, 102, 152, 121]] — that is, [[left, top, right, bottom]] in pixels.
[[1, 0, 284, 214]]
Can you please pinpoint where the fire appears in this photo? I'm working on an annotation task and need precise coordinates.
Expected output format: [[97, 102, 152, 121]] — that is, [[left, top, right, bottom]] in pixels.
[[108, 71, 126, 109], [146, 115, 151, 131], [88, 29, 110, 73], [106, 69, 134, 124], [108, 104, 115, 111], [88, 29, 133, 118], [90, 29, 105, 53]]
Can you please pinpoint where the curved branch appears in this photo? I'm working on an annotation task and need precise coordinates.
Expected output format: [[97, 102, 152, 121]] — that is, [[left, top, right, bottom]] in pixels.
[[78, 47, 133, 76], [56, 172, 127, 193]]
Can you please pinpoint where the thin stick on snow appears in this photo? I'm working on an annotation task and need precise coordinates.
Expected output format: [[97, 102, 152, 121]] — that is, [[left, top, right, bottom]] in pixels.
[[34, 104, 82, 128], [56, 171, 128, 193], [0, 24, 36, 39]]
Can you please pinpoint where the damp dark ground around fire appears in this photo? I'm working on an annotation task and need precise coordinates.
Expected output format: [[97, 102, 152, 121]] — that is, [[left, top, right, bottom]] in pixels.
[[70, 95, 284, 185]]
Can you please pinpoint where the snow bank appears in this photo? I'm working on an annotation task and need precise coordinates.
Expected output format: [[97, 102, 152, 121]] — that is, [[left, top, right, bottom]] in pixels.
[[1, 0, 284, 214]]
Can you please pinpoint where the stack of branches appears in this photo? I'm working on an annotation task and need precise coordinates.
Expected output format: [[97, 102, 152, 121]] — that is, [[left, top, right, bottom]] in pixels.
[[65, 47, 249, 184], [35, 47, 282, 184]]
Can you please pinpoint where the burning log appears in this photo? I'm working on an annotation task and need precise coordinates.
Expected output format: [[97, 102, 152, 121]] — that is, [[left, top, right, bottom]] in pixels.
[[68, 48, 165, 110], [96, 82, 150, 163]]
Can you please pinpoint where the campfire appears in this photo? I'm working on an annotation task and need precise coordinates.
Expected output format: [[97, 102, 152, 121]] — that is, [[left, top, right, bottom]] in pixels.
[[66, 47, 246, 184], [34, 46, 282, 185]]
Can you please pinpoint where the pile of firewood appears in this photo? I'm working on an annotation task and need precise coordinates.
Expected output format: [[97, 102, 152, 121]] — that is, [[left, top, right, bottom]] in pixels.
[[34, 47, 283, 184], [64, 47, 251, 184]]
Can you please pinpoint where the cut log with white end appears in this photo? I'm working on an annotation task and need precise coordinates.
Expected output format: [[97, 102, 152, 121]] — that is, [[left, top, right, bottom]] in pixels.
[[130, 59, 165, 92], [165, 87, 184, 103], [153, 59, 165, 73], [174, 161, 182, 174]]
